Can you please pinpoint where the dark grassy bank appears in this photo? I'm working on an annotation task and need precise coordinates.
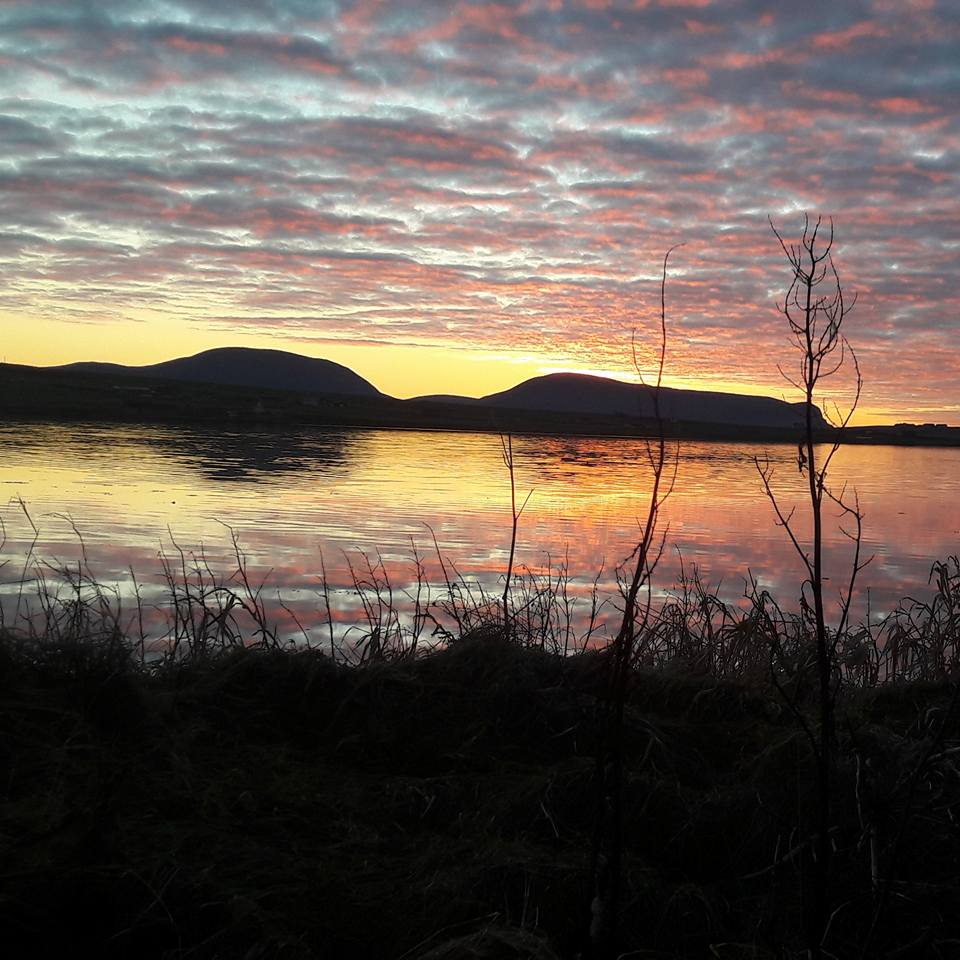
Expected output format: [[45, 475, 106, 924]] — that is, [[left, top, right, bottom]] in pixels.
[[2, 622, 959, 959]]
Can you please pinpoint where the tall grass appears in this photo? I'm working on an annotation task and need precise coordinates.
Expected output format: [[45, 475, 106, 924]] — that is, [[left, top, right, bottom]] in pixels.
[[638, 556, 960, 686], [2, 515, 958, 686]]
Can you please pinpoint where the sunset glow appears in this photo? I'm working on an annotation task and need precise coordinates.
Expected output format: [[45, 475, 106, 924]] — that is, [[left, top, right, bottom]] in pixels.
[[2, 1, 958, 422]]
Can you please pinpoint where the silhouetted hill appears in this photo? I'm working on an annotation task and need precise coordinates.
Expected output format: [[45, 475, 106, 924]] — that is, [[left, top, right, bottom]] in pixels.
[[468, 373, 825, 429], [6, 355, 957, 442], [59, 347, 382, 398], [413, 393, 477, 405], [51, 351, 819, 427]]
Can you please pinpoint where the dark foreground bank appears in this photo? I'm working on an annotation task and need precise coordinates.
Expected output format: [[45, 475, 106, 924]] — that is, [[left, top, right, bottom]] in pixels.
[[1, 631, 958, 960]]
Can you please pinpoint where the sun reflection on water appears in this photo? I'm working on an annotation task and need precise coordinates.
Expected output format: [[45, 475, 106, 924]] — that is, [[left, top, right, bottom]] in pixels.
[[1, 421, 958, 645]]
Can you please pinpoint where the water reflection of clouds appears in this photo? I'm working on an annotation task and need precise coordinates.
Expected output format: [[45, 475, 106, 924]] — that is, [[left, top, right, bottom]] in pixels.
[[2, 425, 958, 642]]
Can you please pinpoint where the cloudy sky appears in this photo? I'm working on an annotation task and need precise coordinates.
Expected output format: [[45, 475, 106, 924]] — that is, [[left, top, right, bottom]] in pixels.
[[2, 0, 958, 422]]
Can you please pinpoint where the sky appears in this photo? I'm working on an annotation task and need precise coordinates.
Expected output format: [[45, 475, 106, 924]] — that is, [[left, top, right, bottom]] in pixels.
[[1, 0, 958, 424]]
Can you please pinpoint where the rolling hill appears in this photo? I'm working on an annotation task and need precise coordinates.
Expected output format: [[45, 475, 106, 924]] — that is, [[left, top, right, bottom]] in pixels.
[[420, 373, 825, 430], [24, 347, 829, 432], [58, 347, 383, 398], [8, 348, 958, 443]]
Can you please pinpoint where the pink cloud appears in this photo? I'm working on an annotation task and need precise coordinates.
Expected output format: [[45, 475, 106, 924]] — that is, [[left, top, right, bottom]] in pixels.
[[812, 20, 889, 51], [165, 35, 227, 57], [875, 97, 935, 115]]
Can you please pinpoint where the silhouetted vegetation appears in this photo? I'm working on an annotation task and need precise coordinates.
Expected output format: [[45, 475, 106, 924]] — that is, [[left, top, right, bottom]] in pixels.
[[1, 544, 958, 959], [757, 216, 863, 958]]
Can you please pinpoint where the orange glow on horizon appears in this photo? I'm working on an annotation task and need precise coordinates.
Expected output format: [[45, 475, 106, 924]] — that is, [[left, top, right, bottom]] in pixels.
[[3, 307, 951, 427]]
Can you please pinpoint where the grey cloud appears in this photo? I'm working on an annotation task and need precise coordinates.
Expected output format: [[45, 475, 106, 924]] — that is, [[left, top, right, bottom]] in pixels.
[[0, 0, 958, 417]]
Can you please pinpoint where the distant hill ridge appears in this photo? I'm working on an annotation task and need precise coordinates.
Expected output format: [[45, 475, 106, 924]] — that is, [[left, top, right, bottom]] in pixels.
[[472, 373, 825, 429], [58, 347, 383, 398], [54, 347, 824, 429]]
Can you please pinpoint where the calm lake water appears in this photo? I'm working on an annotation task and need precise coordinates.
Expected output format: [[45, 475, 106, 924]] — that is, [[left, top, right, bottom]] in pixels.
[[1, 420, 958, 645]]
